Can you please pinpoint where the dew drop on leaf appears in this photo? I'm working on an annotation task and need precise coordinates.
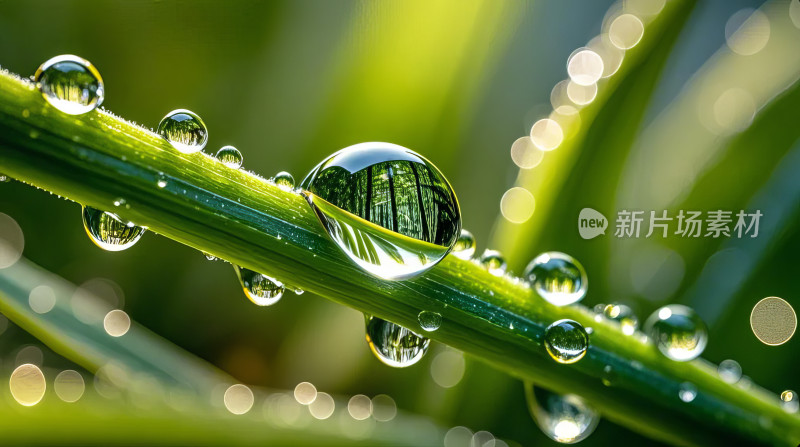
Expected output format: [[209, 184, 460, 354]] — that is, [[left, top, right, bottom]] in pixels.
[[645, 304, 707, 361], [544, 319, 589, 364], [301, 142, 461, 280], [234, 265, 284, 306], [82, 206, 146, 251], [479, 249, 506, 276], [365, 315, 429, 367], [157, 109, 208, 154], [35, 55, 104, 115], [215, 145, 243, 169], [273, 171, 295, 190], [451, 229, 476, 260], [525, 382, 599, 444], [417, 311, 442, 332], [524, 252, 587, 306]]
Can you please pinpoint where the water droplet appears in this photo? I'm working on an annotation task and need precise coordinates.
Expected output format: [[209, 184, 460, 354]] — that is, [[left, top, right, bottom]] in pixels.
[[35, 55, 104, 115], [82, 206, 146, 251], [203, 252, 218, 261], [479, 249, 506, 276], [301, 142, 461, 280], [274, 171, 295, 190], [156, 173, 168, 188], [417, 311, 442, 331], [678, 382, 697, 402], [601, 365, 616, 386], [293, 288, 304, 295], [524, 252, 587, 306], [234, 265, 284, 306], [365, 315, 429, 367], [544, 319, 589, 364], [0, 174, 9, 183], [645, 305, 707, 361], [781, 390, 799, 413], [451, 229, 476, 260], [717, 359, 742, 384], [113, 197, 127, 207], [215, 145, 243, 169], [601, 304, 638, 335], [157, 109, 208, 154], [525, 383, 599, 444]]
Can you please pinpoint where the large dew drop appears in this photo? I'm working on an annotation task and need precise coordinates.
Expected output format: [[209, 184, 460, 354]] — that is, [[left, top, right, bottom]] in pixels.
[[35, 55, 104, 115], [157, 109, 208, 154], [525, 383, 599, 444], [82, 206, 146, 251], [234, 266, 284, 306], [365, 315, 430, 367], [544, 319, 589, 364], [524, 252, 587, 306], [301, 142, 461, 280], [645, 304, 707, 361], [451, 229, 476, 260]]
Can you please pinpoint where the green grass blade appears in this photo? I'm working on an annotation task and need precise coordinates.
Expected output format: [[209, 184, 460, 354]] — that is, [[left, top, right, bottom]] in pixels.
[[0, 65, 798, 445]]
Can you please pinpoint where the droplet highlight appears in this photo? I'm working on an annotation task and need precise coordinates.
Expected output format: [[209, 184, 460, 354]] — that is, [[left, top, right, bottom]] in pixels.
[[301, 142, 461, 280], [544, 319, 589, 364], [645, 305, 707, 361], [82, 206, 146, 251], [35, 55, 104, 115], [215, 145, 243, 169], [781, 390, 799, 413], [451, 229, 476, 260], [365, 315, 429, 367], [234, 265, 284, 306], [524, 252, 587, 306], [157, 109, 208, 154], [525, 383, 599, 444]]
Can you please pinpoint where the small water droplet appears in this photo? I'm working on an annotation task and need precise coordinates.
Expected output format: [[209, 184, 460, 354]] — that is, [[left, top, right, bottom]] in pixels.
[[301, 142, 461, 280], [274, 171, 295, 190], [293, 288, 304, 295], [0, 174, 9, 183], [678, 382, 697, 402], [525, 383, 599, 444], [113, 198, 126, 207], [524, 252, 587, 306], [215, 145, 243, 169], [601, 365, 616, 386], [781, 390, 799, 413], [82, 206, 146, 251], [645, 305, 707, 361], [365, 315, 429, 367], [451, 229, 476, 260], [717, 359, 742, 384], [479, 249, 506, 276], [203, 252, 218, 261], [544, 319, 589, 364], [417, 311, 442, 331], [156, 173, 168, 188], [157, 109, 208, 154], [601, 304, 638, 336], [35, 55, 104, 115], [21, 109, 30, 118], [234, 265, 284, 306]]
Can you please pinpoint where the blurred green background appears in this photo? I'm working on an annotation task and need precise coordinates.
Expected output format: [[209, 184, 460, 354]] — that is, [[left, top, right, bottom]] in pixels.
[[1, 0, 799, 445]]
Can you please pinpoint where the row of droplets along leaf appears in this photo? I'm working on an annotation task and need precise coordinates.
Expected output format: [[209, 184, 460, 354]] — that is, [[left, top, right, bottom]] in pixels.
[[29, 53, 791, 444]]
